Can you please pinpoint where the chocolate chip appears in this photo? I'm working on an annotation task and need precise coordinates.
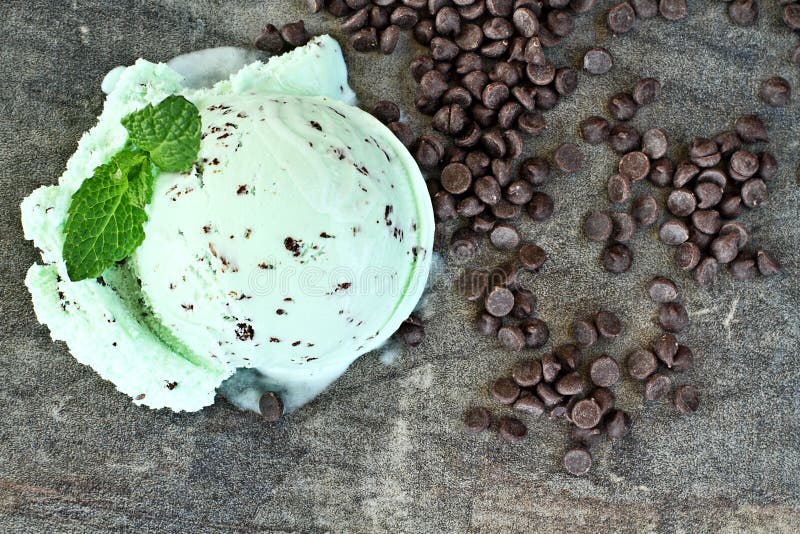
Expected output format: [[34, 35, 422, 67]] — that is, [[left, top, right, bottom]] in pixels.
[[472, 213, 497, 234], [536, 381, 564, 406], [757, 250, 781, 276], [627, 349, 658, 380], [372, 100, 400, 124], [554, 143, 582, 173], [464, 406, 492, 433], [528, 192, 554, 221], [474, 175, 502, 205], [541, 353, 562, 384], [505, 180, 534, 205], [431, 36, 460, 60], [483, 17, 515, 39], [555, 343, 582, 370], [440, 163, 472, 194], [583, 47, 613, 74], [648, 277, 679, 303], [608, 175, 632, 204], [492, 199, 521, 220], [719, 194, 743, 219], [633, 77, 661, 106], [735, 114, 769, 143], [415, 134, 445, 169], [341, 8, 369, 33], [433, 191, 457, 221], [611, 212, 636, 242], [519, 244, 547, 271], [563, 447, 592, 476], [526, 61, 556, 86], [547, 10, 575, 37], [571, 398, 602, 429], [476, 311, 502, 336], [491, 377, 521, 404], [281, 20, 310, 47], [572, 318, 599, 347], [571, 425, 603, 446], [631, 0, 658, 18], [521, 319, 550, 347], [710, 232, 739, 264], [659, 219, 690, 246], [371, 6, 392, 30], [497, 102, 522, 129], [694, 256, 719, 286], [674, 385, 700, 414], [498, 325, 526, 351], [672, 345, 694, 372], [631, 194, 660, 227], [759, 77, 791, 107], [514, 393, 545, 415], [667, 189, 697, 217], [554, 67, 578, 95], [583, 211, 613, 242], [619, 151, 651, 182], [659, 0, 688, 20], [519, 157, 550, 185], [490, 223, 521, 251], [590, 355, 621, 388], [379, 25, 401, 54], [607, 2, 636, 33], [513, 7, 540, 37], [595, 310, 623, 339], [450, 227, 480, 258], [608, 92, 638, 121], [653, 332, 678, 367], [592, 387, 616, 416], [658, 302, 689, 332], [255, 24, 284, 54], [499, 416, 528, 442], [492, 158, 513, 186], [694, 182, 723, 209], [691, 209, 721, 235], [485, 286, 515, 317], [481, 129, 507, 157], [517, 112, 547, 135], [351, 26, 379, 51], [609, 124, 641, 153], [642, 128, 668, 159], [556, 372, 587, 396], [741, 178, 767, 208], [606, 409, 631, 439], [580, 116, 611, 144], [728, 0, 758, 26], [458, 196, 486, 217], [259, 391, 284, 422], [482, 82, 510, 110], [644, 373, 671, 401], [512, 359, 543, 388], [458, 0, 486, 20]]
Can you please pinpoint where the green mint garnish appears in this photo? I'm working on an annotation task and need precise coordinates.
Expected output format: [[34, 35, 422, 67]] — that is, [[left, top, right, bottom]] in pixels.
[[63, 95, 202, 281], [121, 95, 201, 173]]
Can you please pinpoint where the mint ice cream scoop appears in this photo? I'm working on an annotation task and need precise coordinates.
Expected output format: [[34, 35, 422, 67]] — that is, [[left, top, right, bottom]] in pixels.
[[21, 36, 434, 413]]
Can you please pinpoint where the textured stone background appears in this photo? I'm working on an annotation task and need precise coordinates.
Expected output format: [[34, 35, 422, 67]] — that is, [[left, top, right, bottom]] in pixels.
[[1, 1, 799, 532]]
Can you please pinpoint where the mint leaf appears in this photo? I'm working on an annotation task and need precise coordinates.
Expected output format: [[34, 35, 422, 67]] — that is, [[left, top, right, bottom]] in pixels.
[[121, 95, 201, 172], [63, 150, 153, 281]]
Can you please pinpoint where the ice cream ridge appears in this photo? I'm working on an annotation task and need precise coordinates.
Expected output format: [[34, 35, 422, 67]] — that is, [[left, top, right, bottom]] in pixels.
[[21, 36, 435, 413]]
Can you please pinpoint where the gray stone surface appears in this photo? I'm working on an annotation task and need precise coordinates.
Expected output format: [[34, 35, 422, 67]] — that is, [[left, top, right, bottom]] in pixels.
[[1, 0, 799, 531]]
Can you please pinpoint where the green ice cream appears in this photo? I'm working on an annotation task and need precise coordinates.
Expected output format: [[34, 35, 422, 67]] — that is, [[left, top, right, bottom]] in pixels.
[[21, 36, 434, 412]]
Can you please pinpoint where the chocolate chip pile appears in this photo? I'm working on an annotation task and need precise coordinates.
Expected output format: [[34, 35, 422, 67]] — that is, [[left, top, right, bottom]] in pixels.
[[255, 20, 313, 52]]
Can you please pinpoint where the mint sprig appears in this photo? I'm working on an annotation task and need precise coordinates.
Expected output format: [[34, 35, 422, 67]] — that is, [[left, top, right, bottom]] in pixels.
[[63, 95, 202, 281]]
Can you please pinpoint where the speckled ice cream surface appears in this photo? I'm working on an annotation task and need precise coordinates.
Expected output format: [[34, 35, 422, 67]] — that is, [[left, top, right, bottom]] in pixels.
[[20, 36, 434, 413]]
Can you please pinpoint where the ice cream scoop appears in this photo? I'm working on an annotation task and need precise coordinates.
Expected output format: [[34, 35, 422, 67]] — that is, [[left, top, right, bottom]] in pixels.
[[21, 36, 434, 413]]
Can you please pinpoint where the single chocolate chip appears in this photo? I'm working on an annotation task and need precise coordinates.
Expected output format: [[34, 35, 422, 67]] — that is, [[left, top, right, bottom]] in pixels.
[[541, 353, 562, 384], [450, 227, 480, 258], [729, 253, 757, 280], [710, 232, 739, 264], [536, 86, 560, 109], [492, 158, 513, 186], [499, 416, 528, 443], [497, 102, 522, 129], [673, 162, 699, 188], [741, 178, 767, 208], [411, 56, 435, 82], [498, 325, 526, 351], [595, 310, 623, 338], [627, 349, 658, 380], [441, 163, 472, 194], [505, 180, 534, 205], [464, 406, 492, 433], [351, 27, 379, 51], [281, 20, 311, 47], [611, 212, 636, 242], [694, 182, 723, 209], [607, 2, 636, 33], [572, 318, 599, 347], [482, 82, 510, 110], [641, 128, 668, 160], [729, 149, 759, 178], [583, 211, 613, 242], [688, 137, 721, 168], [474, 175, 502, 205], [419, 69, 448, 100], [519, 244, 547, 271], [255, 24, 284, 54], [691, 209, 721, 234], [608, 175, 632, 204], [719, 194, 743, 219], [759, 77, 791, 107], [307, 0, 324, 13], [512, 359, 542, 388], [648, 156, 674, 185], [481, 129, 507, 158], [592, 388, 616, 416], [513, 7, 540, 37], [491, 377, 521, 404], [563, 447, 592, 476], [326, 0, 350, 17], [458, 196, 485, 218], [653, 333, 678, 368], [476, 311, 502, 336], [791, 43, 800, 66], [606, 409, 631, 439], [528, 192, 554, 221], [380, 25, 401, 54], [555, 343, 582, 370], [260, 391, 284, 421], [514, 393, 545, 415], [465, 151, 490, 177], [788, 4, 800, 29], [554, 67, 578, 95], [674, 385, 700, 414], [571, 426, 604, 446], [526, 61, 556, 86], [735, 114, 769, 143], [694, 256, 719, 286], [433, 191, 457, 221], [580, 116, 611, 144], [520, 157, 550, 185], [397, 315, 425, 348], [472, 213, 496, 234], [372, 100, 400, 124], [631, 194, 660, 227], [758, 152, 778, 181], [633, 78, 661, 106], [486, 0, 514, 17], [387, 121, 414, 147], [619, 151, 651, 182], [659, 219, 690, 246], [667, 189, 697, 217], [757, 250, 781, 276], [547, 9, 575, 36], [644, 373, 672, 401], [729, 0, 758, 26], [648, 277, 679, 303], [658, 302, 689, 333], [458, 0, 486, 20], [517, 112, 547, 135], [608, 92, 638, 121], [571, 398, 602, 429], [341, 8, 369, 33], [413, 19, 435, 44], [556, 372, 587, 396], [490, 224, 521, 251], [485, 286, 515, 317], [491, 199, 522, 220], [672, 345, 694, 372], [590, 355, 621, 387], [583, 47, 613, 74], [536, 381, 564, 406], [659, 0, 688, 20], [632, 0, 659, 18], [554, 143, 583, 173], [609, 124, 641, 153], [483, 17, 515, 39], [521, 319, 550, 348]]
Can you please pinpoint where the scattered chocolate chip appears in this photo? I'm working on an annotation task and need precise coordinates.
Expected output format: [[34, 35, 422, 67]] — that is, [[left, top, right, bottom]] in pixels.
[[554, 143, 582, 173], [611, 212, 636, 242], [499, 416, 528, 442], [674, 385, 700, 414], [644, 373, 672, 401], [728, 0, 758, 26], [563, 447, 592, 476], [541, 353, 562, 384], [672, 345, 694, 372], [476, 311, 502, 336], [694, 256, 719, 286], [521, 319, 550, 347], [633, 78, 662, 106], [648, 277, 679, 303], [627, 349, 658, 380], [259, 392, 284, 422], [608, 92, 638, 121], [584, 211, 613, 242], [281, 20, 310, 47], [659, 0, 688, 20], [757, 250, 781, 276], [583, 47, 613, 74], [536, 381, 564, 406], [511, 288, 537, 318], [595, 310, 623, 339], [607, 2, 636, 34], [631, 194, 660, 227], [556, 372, 587, 396], [735, 114, 768, 143], [658, 302, 689, 333], [528, 192, 554, 221], [571, 398, 602, 429], [255, 24, 284, 54], [464, 406, 492, 433], [608, 175, 632, 204], [606, 409, 631, 439], [572, 318, 599, 348], [659, 219, 690, 246], [485, 286, 516, 317], [590, 355, 621, 387], [609, 124, 641, 153], [759, 77, 791, 107], [619, 151, 651, 182]]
